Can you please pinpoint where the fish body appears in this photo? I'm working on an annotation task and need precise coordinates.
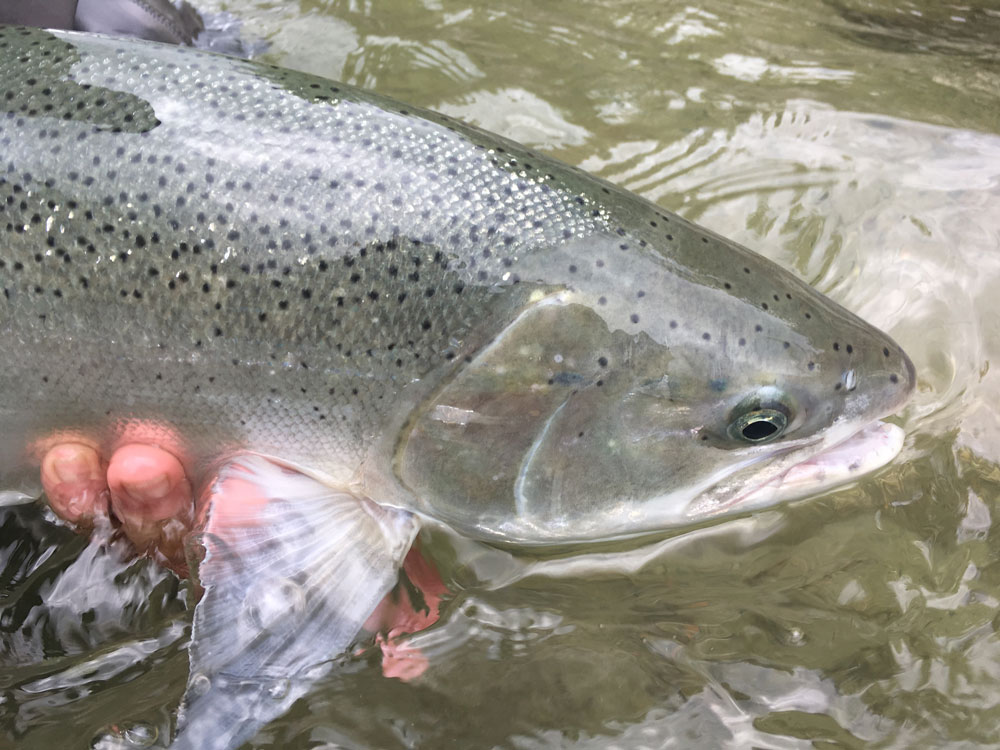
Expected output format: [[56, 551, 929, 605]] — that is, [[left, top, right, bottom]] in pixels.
[[0, 26, 914, 748]]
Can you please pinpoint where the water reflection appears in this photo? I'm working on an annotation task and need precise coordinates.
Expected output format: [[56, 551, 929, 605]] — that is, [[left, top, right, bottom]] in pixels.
[[824, 0, 1000, 62]]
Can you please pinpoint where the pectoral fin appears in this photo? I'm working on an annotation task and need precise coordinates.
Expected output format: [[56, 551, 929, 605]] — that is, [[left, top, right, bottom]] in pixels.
[[170, 456, 418, 750]]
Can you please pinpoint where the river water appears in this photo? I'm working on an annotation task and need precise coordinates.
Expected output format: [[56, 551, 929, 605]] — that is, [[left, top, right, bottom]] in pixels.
[[2, 0, 999, 748]]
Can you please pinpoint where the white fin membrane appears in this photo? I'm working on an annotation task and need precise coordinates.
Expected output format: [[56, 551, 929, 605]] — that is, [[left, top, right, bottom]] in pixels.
[[170, 455, 418, 750], [0, 490, 36, 507]]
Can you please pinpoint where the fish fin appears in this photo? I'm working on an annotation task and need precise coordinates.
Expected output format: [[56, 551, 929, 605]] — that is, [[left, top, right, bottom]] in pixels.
[[0, 462, 43, 507], [0, 490, 37, 507], [170, 455, 419, 750]]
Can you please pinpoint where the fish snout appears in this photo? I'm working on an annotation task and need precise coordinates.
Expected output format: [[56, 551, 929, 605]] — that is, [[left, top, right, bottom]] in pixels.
[[846, 336, 916, 419], [883, 341, 916, 412]]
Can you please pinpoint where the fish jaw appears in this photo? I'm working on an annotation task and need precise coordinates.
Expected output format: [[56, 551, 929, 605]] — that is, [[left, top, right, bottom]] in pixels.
[[687, 420, 905, 519]]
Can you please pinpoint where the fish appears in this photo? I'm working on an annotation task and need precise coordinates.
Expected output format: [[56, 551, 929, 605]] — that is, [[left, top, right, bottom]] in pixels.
[[0, 26, 915, 750]]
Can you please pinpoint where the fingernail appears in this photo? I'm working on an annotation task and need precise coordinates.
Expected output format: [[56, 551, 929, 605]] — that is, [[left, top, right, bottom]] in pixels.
[[51, 445, 101, 483], [122, 473, 172, 500]]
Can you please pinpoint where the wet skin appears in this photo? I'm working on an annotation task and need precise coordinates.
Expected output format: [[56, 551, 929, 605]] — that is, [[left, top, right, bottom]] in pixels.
[[41, 441, 193, 569], [39, 441, 442, 679]]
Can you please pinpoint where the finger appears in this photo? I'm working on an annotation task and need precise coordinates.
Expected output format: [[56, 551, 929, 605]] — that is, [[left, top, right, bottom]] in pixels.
[[377, 635, 431, 682], [40, 442, 108, 527], [107, 444, 193, 557]]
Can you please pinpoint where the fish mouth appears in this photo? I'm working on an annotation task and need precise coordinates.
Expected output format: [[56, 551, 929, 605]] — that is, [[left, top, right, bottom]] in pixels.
[[688, 420, 906, 518]]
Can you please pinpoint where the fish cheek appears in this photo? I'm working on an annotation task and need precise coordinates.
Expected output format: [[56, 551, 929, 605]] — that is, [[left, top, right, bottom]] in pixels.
[[510, 348, 725, 534], [510, 385, 683, 528], [395, 300, 623, 540]]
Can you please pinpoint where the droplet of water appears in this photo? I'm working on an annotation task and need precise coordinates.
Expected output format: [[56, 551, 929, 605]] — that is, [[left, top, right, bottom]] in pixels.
[[189, 672, 211, 698], [267, 678, 290, 700], [242, 577, 306, 632], [90, 721, 158, 749], [122, 722, 158, 747]]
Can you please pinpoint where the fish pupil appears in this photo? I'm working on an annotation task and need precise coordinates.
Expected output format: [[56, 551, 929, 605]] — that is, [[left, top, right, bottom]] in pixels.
[[727, 399, 790, 444], [742, 419, 779, 441]]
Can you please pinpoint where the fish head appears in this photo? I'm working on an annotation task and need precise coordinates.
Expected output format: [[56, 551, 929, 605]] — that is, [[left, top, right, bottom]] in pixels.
[[397, 213, 914, 544]]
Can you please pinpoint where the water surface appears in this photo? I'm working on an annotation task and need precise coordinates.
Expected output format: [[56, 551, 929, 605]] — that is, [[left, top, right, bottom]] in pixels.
[[3, 0, 1000, 747]]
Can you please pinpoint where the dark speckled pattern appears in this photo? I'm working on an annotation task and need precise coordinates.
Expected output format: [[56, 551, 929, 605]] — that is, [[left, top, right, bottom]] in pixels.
[[0, 26, 913, 541]]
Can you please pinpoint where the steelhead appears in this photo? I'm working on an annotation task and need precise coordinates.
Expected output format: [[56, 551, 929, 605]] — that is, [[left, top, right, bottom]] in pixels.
[[0, 26, 915, 749]]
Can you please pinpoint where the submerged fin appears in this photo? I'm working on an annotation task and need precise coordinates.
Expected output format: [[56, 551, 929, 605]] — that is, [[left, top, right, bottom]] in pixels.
[[0, 490, 36, 507], [171, 456, 418, 750]]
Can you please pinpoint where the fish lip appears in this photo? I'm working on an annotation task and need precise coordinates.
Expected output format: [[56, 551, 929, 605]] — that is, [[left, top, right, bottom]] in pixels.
[[688, 418, 905, 519]]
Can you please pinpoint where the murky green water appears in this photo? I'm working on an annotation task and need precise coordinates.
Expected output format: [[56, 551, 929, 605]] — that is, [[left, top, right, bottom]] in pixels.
[[3, 0, 1000, 747]]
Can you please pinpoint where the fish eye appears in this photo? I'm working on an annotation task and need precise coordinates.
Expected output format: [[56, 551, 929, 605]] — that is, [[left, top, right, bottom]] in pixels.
[[727, 389, 792, 444], [729, 408, 788, 442]]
